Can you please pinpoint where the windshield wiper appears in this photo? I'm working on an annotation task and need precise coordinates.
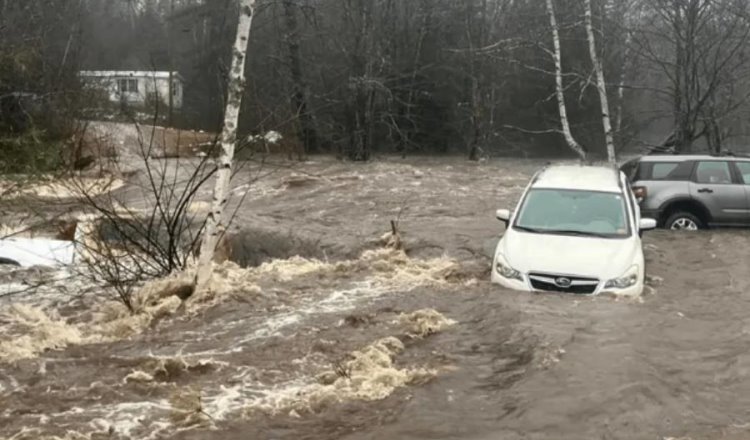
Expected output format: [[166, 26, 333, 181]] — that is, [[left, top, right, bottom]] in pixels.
[[514, 226, 616, 237], [544, 229, 611, 238], [513, 225, 547, 233]]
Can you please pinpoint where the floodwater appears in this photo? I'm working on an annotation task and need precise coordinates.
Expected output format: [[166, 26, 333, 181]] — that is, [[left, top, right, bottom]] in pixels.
[[2, 155, 750, 440]]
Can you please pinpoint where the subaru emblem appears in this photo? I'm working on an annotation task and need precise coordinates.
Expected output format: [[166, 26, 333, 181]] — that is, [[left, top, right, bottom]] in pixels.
[[555, 277, 572, 288]]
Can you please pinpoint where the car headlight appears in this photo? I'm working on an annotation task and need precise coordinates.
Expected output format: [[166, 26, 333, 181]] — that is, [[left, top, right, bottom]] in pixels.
[[495, 254, 522, 281], [604, 265, 639, 289]]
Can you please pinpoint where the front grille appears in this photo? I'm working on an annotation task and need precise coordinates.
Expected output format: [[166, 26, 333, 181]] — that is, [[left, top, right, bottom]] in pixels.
[[528, 272, 599, 294]]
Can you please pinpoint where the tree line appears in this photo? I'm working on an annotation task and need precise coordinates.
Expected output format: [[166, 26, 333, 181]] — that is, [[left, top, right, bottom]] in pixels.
[[2, 0, 750, 165]]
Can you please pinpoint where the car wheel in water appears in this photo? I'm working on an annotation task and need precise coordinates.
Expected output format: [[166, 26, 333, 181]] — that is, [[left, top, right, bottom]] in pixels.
[[665, 212, 702, 231]]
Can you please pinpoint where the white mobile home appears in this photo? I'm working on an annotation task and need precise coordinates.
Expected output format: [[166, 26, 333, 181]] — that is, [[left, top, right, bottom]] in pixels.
[[79, 70, 184, 109]]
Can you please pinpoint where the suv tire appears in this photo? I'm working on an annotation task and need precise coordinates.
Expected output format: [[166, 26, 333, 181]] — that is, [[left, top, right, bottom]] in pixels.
[[664, 212, 703, 231]]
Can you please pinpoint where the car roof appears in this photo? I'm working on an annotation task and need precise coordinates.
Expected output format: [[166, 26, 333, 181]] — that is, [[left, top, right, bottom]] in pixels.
[[532, 165, 621, 193], [637, 154, 750, 162]]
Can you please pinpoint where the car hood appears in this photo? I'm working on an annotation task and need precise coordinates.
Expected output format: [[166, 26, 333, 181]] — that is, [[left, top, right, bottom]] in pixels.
[[498, 229, 640, 279]]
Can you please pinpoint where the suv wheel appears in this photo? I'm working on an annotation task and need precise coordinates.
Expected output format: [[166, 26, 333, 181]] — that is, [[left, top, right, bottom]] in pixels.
[[665, 212, 703, 231]]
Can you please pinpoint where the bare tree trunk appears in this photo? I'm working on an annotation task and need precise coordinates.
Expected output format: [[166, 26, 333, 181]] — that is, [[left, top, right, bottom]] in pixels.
[[671, 0, 691, 153], [283, 0, 318, 155], [468, 76, 482, 161], [167, 0, 175, 127], [613, 1, 639, 138], [466, 3, 481, 161], [614, 41, 630, 136], [546, 0, 587, 161], [584, 0, 615, 163], [706, 116, 722, 155], [399, 0, 430, 157], [195, 0, 256, 293]]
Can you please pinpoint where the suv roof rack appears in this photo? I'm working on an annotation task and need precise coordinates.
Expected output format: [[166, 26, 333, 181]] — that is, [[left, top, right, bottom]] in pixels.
[[644, 145, 677, 155], [714, 150, 750, 158], [641, 148, 750, 159]]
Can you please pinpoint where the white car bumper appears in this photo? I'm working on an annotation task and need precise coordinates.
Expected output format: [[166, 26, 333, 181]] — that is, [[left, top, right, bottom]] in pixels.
[[491, 270, 644, 297]]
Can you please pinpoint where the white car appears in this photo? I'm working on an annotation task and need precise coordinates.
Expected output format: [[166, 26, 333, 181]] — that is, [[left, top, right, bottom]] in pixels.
[[492, 164, 657, 297]]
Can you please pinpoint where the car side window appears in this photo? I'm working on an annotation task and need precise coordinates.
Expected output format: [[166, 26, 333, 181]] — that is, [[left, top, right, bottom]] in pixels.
[[667, 160, 695, 180], [735, 162, 750, 184], [652, 162, 679, 179], [638, 161, 692, 181], [694, 161, 732, 184]]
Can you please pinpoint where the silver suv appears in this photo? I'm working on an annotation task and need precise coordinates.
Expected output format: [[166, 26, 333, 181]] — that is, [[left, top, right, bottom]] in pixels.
[[620, 155, 750, 230]]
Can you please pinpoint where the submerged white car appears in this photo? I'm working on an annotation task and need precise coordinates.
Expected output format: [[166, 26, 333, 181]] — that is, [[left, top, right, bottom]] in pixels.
[[492, 164, 657, 296]]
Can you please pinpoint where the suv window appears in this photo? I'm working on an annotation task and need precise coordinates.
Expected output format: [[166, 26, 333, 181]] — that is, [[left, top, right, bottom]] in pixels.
[[736, 162, 750, 184], [667, 160, 695, 180], [651, 162, 679, 179], [694, 161, 732, 184], [635, 160, 692, 181]]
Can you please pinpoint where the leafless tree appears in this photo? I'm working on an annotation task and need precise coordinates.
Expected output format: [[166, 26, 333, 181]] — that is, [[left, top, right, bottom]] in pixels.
[[632, 0, 750, 153], [546, 0, 587, 161], [282, 0, 319, 155], [584, 0, 616, 163], [195, 0, 257, 292], [74, 123, 218, 311], [10, 0, 750, 164]]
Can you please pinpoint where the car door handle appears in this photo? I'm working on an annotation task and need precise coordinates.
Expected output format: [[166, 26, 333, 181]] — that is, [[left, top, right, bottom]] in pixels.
[[697, 188, 714, 193]]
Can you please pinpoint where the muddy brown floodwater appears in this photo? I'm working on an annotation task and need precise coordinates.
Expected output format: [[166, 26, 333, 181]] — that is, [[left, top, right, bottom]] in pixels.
[[2, 157, 750, 440]]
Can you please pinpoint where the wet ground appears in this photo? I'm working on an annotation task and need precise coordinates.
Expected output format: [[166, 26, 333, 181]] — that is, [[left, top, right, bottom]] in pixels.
[[2, 156, 750, 440]]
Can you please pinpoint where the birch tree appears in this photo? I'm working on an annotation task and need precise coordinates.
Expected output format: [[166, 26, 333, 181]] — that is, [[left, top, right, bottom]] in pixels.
[[584, 0, 615, 163], [545, 0, 587, 161], [195, 0, 256, 292]]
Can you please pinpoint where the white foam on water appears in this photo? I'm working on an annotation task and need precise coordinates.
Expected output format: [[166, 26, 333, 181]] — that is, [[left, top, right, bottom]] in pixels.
[[234, 281, 387, 347], [196, 336, 441, 420], [99, 401, 172, 437], [202, 385, 245, 420], [204, 378, 313, 419], [0, 243, 466, 437], [44, 400, 174, 439], [0, 266, 96, 313]]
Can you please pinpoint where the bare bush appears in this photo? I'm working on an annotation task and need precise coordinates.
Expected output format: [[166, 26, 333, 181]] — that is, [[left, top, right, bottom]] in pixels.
[[70, 122, 220, 312]]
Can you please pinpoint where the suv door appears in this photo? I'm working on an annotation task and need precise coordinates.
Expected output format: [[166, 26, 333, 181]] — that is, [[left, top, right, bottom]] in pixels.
[[690, 160, 750, 225], [733, 161, 750, 220]]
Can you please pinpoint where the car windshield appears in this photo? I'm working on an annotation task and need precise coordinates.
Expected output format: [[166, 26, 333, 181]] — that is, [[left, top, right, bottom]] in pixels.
[[513, 188, 630, 238]]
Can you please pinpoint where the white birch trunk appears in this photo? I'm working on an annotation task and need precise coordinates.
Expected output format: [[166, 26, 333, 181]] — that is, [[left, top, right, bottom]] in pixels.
[[545, 0, 587, 161], [614, 41, 629, 135], [195, 0, 256, 292], [584, 0, 616, 164]]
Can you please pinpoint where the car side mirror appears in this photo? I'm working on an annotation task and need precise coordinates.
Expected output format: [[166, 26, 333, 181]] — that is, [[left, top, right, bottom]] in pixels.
[[496, 209, 511, 226], [639, 218, 657, 231]]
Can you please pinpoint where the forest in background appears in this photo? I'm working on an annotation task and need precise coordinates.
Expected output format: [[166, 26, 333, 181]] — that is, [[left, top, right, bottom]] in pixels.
[[2, 0, 750, 166]]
